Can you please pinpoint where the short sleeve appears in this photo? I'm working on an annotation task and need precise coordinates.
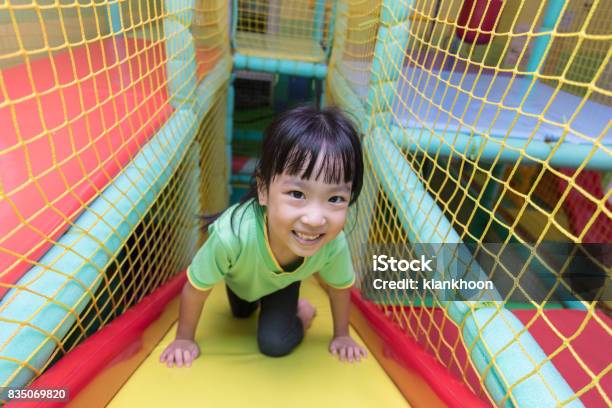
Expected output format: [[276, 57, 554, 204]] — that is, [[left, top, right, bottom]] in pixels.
[[187, 229, 232, 291], [318, 232, 356, 289]]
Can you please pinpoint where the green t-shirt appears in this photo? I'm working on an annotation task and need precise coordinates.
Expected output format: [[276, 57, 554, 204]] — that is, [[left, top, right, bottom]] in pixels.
[[187, 201, 355, 301]]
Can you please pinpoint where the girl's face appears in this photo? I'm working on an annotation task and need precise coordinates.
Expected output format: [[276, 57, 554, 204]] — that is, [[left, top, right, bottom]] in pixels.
[[258, 170, 352, 267]]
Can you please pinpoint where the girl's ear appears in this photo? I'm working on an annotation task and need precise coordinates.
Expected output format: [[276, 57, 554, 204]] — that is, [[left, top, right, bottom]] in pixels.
[[256, 177, 267, 206]]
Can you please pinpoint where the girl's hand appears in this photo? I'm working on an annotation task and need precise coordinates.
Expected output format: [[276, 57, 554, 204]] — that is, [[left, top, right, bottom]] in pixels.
[[329, 335, 367, 363], [159, 339, 200, 368]]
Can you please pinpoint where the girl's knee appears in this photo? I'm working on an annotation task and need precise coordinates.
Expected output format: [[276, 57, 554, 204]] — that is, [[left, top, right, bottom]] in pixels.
[[231, 305, 257, 318], [257, 331, 301, 357]]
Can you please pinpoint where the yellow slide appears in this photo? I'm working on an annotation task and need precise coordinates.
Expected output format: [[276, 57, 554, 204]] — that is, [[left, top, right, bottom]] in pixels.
[[107, 278, 409, 407]]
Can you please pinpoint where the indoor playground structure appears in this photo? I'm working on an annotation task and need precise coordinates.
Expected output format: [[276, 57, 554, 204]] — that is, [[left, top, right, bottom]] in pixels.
[[0, 0, 610, 406]]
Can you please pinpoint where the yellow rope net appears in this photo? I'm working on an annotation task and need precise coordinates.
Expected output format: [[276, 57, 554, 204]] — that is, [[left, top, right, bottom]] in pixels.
[[0, 0, 229, 398], [1, 0, 610, 406], [328, 0, 610, 406]]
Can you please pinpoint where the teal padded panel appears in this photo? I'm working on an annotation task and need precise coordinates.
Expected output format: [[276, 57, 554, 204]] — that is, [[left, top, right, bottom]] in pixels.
[[164, 19, 197, 61], [165, 0, 195, 26], [0, 109, 198, 390], [233, 53, 248, 68], [164, 18, 198, 108], [380, 0, 412, 24], [193, 56, 231, 120], [463, 307, 583, 407], [371, 23, 410, 84], [328, 71, 367, 131], [364, 130, 501, 297], [366, 82, 398, 114], [232, 54, 327, 79]]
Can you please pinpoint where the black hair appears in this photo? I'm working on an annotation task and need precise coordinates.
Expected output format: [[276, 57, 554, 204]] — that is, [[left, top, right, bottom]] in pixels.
[[202, 105, 364, 232]]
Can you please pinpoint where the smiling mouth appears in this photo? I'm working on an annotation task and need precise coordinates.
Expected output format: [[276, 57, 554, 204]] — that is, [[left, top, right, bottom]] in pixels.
[[292, 230, 324, 243]]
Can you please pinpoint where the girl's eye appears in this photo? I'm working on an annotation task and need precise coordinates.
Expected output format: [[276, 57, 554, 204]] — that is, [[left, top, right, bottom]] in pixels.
[[329, 196, 347, 204], [288, 191, 304, 199]]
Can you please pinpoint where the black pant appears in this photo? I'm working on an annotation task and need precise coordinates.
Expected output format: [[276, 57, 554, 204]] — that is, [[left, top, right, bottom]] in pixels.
[[226, 282, 303, 357]]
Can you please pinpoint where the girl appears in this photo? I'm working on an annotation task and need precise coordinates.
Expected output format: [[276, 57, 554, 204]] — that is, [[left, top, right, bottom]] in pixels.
[[160, 105, 367, 366]]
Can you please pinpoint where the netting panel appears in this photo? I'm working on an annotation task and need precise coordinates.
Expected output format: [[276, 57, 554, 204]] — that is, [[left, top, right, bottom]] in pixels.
[[329, 0, 611, 405], [0, 0, 229, 397]]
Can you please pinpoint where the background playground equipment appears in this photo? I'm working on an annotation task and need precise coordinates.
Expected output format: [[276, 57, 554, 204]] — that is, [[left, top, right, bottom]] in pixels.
[[226, 0, 337, 204], [0, 0, 610, 407], [328, 0, 610, 406], [230, 71, 322, 203], [231, 0, 333, 79], [0, 0, 230, 399]]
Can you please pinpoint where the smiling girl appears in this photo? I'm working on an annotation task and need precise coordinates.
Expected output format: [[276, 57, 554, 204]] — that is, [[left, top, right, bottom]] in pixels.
[[160, 105, 367, 367]]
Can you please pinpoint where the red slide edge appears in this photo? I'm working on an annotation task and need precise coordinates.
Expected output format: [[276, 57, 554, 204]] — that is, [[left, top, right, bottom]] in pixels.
[[350, 289, 489, 408], [8, 272, 186, 408]]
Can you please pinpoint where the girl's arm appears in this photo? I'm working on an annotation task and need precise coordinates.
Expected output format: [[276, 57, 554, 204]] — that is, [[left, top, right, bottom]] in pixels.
[[160, 281, 210, 367], [328, 286, 351, 337], [176, 281, 211, 339], [327, 286, 367, 362]]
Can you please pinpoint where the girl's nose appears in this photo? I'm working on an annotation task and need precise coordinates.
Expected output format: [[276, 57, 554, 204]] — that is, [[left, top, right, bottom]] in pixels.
[[300, 211, 327, 227]]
